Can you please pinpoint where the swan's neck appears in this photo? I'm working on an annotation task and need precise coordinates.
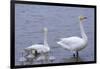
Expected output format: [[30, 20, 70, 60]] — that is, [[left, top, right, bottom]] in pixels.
[[44, 31, 48, 46], [79, 21, 87, 41]]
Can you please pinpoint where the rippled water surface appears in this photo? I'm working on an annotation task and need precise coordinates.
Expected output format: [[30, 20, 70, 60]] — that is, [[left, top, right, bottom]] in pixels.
[[15, 4, 95, 65]]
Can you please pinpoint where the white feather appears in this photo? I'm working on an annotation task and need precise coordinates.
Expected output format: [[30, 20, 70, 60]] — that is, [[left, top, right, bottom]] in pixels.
[[25, 27, 50, 54], [26, 44, 50, 53], [57, 16, 88, 52]]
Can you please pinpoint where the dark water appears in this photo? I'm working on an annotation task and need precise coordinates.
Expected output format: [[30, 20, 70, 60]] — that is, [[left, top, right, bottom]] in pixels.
[[15, 4, 95, 65]]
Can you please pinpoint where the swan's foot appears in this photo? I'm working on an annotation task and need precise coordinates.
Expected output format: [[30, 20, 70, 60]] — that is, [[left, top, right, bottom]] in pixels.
[[73, 53, 76, 58], [73, 51, 79, 62], [72, 51, 76, 58], [76, 51, 79, 58], [73, 51, 79, 58]]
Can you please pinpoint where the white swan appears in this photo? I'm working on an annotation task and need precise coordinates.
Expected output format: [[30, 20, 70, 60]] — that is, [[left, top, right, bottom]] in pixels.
[[24, 27, 50, 61], [57, 16, 88, 58]]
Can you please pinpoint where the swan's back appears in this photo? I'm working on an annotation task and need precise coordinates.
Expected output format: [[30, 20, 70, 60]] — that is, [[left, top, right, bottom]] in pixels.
[[25, 44, 50, 53], [58, 36, 87, 51]]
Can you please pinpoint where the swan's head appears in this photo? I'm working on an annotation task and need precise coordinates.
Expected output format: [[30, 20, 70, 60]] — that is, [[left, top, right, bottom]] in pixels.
[[43, 27, 48, 32], [79, 16, 87, 21]]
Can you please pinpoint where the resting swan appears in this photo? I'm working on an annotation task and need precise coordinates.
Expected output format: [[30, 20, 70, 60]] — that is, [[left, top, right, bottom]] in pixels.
[[24, 27, 50, 61], [57, 16, 88, 58]]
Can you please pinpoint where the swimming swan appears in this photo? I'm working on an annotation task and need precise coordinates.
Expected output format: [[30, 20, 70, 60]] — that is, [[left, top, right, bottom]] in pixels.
[[24, 27, 50, 61]]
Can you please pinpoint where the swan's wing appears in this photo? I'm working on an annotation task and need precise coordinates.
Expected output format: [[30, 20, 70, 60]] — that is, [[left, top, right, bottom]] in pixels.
[[58, 37, 85, 50], [25, 44, 43, 50], [25, 44, 50, 53], [62, 37, 83, 43]]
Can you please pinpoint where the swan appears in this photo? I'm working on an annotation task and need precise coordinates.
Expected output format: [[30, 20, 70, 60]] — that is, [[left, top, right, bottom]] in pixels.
[[24, 27, 50, 61], [57, 16, 88, 58]]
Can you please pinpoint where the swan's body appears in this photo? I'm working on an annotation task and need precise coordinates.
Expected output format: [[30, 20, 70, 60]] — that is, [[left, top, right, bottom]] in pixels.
[[24, 27, 50, 61], [25, 44, 50, 53], [58, 36, 87, 51], [57, 16, 88, 57]]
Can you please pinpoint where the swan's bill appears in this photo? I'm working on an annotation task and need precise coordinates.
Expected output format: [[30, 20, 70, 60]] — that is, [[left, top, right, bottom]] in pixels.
[[79, 16, 87, 21]]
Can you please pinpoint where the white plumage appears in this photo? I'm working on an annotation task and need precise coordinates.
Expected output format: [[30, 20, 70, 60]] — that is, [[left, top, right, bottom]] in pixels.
[[24, 27, 50, 61], [25, 44, 50, 53], [57, 16, 88, 57], [57, 36, 87, 51]]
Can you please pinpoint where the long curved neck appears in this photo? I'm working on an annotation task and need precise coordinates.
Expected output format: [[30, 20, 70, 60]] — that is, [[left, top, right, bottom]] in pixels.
[[79, 21, 87, 41], [44, 31, 48, 46]]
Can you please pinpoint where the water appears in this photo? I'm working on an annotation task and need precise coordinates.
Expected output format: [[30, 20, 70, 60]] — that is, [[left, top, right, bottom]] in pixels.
[[15, 4, 95, 65]]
